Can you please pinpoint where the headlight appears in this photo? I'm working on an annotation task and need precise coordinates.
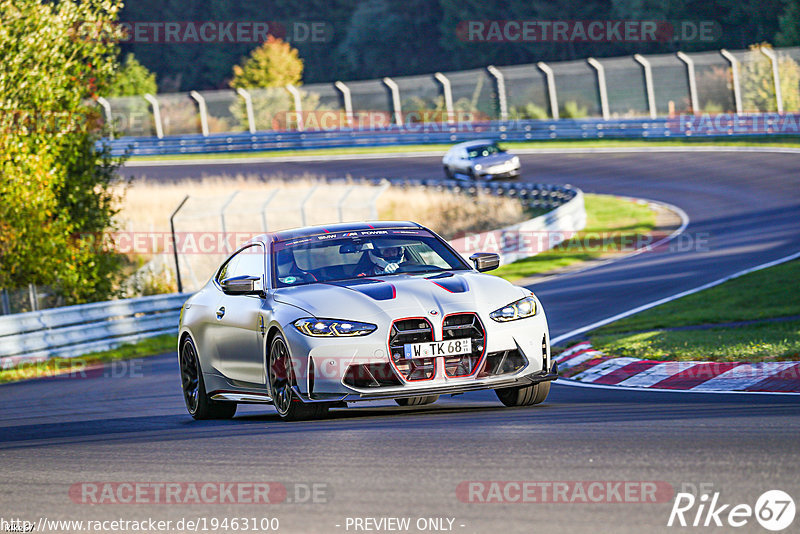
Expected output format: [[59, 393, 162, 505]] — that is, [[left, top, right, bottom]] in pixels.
[[293, 318, 377, 337], [474, 164, 482, 171], [490, 296, 537, 322], [511, 156, 520, 165]]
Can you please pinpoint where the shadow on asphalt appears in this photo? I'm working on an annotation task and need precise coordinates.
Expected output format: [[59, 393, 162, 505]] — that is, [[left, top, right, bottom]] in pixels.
[[1, 384, 798, 450]]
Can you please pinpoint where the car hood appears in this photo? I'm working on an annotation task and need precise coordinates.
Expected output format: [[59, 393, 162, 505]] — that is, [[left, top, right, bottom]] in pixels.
[[272, 271, 528, 322], [473, 153, 515, 166]]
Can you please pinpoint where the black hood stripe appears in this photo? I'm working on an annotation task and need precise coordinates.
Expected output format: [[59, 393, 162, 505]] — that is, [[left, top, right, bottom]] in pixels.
[[429, 277, 469, 293], [325, 279, 396, 300]]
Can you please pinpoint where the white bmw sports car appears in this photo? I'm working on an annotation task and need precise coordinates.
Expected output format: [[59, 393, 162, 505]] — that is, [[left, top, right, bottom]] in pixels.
[[178, 221, 557, 421]]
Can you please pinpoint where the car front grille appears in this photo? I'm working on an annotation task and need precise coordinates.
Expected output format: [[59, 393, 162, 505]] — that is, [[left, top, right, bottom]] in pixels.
[[388, 318, 436, 381], [442, 313, 486, 377]]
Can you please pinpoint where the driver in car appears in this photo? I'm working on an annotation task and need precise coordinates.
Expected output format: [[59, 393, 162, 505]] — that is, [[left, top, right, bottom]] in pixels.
[[354, 243, 407, 276]]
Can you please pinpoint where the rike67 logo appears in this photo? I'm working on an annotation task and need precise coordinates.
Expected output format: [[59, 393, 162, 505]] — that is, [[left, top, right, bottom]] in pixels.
[[668, 489, 796, 531]]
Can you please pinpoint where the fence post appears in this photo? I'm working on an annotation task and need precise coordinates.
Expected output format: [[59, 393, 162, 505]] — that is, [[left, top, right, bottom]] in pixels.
[[486, 66, 508, 121], [369, 181, 390, 220], [299, 186, 318, 226], [537, 62, 559, 120], [170, 195, 190, 294], [96, 96, 114, 139], [336, 186, 356, 222], [382, 77, 403, 126], [286, 84, 304, 131], [433, 72, 454, 124], [143, 94, 164, 138], [633, 54, 657, 119], [759, 46, 783, 114], [719, 49, 743, 114], [0, 289, 9, 315], [189, 91, 210, 136], [334, 81, 354, 128], [676, 52, 699, 114], [586, 58, 610, 120], [259, 188, 282, 232], [28, 284, 38, 312], [235, 88, 257, 133]]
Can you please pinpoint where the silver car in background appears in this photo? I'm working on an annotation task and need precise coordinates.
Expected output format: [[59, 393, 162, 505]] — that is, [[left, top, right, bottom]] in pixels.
[[442, 140, 521, 180], [177, 221, 556, 422]]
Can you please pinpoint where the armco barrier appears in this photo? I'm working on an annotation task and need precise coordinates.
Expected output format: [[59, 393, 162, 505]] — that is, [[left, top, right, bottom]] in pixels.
[[0, 293, 190, 368], [450, 189, 586, 265], [104, 114, 800, 157]]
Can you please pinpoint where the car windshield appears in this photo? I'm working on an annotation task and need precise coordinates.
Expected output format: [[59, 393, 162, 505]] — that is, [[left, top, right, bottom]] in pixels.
[[271, 229, 469, 287], [467, 143, 503, 159]]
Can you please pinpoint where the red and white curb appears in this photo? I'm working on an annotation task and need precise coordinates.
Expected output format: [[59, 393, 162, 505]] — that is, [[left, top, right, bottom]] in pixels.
[[555, 342, 800, 393]]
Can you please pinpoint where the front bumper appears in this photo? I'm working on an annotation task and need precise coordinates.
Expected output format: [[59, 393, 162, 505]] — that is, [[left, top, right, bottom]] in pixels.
[[478, 168, 521, 180], [293, 361, 558, 403], [282, 309, 551, 402]]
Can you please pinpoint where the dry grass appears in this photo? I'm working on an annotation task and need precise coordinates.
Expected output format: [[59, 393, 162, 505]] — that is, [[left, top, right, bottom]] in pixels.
[[114, 174, 527, 240], [378, 185, 526, 240]]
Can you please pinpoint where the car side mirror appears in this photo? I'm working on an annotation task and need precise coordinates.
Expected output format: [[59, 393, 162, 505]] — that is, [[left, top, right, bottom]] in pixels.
[[221, 275, 262, 295], [469, 253, 500, 272]]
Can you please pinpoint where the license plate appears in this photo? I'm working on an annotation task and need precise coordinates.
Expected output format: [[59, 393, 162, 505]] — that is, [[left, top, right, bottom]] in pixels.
[[404, 338, 472, 359]]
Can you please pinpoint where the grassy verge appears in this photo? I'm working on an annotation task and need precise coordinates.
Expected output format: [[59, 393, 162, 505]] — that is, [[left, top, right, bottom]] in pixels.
[[587, 260, 800, 362], [594, 260, 800, 334], [493, 193, 657, 282], [0, 334, 175, 384], [127, 136, 800, 162]]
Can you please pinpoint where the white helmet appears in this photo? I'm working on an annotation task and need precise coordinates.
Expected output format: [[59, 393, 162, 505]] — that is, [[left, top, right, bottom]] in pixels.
[[368, 244, 404, 273]]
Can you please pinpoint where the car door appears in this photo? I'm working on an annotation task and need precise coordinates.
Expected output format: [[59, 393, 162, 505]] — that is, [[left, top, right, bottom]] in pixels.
[[210, 244, 267, 385]]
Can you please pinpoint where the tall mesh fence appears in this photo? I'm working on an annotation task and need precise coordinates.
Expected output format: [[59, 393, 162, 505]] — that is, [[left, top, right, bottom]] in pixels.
[[156, 93, 200, 136], [550, 59, 600, 117], [692, 50, 735, 113], [393, 73, 445, 123], [103, 47, 800, 135], [444, 68, 496, 120], [346, 79, 393, 127], [498, 64, 550, 119], [107, 96, 153, 137], [602, 56, 649, 117], [200, 90, 247, 133], [645, 54, 692, 115]]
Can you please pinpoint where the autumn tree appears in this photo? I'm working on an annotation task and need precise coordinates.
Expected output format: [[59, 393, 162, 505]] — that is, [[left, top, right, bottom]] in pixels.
[[0, 0, 127, 303]]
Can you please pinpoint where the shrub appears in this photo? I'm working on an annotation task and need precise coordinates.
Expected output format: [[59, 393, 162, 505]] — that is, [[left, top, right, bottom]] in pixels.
[[560, 100, 589, 118], [741, 44, 800, 112]]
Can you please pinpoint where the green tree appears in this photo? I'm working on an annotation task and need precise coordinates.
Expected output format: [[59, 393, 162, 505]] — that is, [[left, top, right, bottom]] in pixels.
[[776, 0, 800, 46], [230, 35, 303, 90], [107, 53, 158, 97], [0, 0, 127, 303], [741, 44, 800, 112]]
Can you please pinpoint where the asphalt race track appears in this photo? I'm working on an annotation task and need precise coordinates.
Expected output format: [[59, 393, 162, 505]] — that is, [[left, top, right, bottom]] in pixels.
[[1, 151, 799, 533]]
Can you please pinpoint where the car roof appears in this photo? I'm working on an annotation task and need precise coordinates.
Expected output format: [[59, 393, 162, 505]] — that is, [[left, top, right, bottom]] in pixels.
[[246, 221, 424, 246], [448, 139, 498, 150]]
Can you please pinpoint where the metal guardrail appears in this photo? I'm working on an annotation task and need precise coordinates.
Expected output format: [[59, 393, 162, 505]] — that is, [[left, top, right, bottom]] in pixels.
[[104, 114, 800, 157], [0, 293, 190, 368]]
